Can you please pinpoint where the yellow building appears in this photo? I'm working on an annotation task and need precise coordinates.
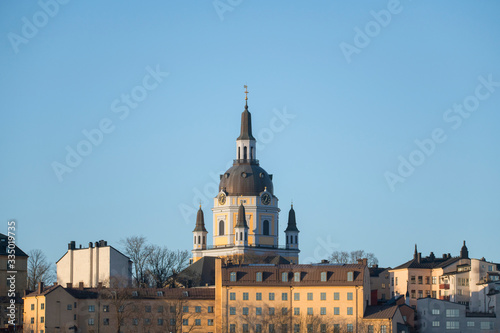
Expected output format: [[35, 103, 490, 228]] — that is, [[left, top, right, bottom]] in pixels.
[[192, 90, 300, 264], [23, 283, 215, 333]]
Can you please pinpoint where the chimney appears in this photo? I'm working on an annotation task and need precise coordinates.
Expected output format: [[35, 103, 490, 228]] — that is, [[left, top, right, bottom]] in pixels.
[[89, 242, 93, 248], [98, 282, 103, 288], [357, 258, 368, 266], [373, 264, 378, 269], [66, 283, 73, 289], [417, 253, 422, 263], [443, 253, 447, 259], [321, 259, 329, 264], [79, 282, 84, 290], [38, 282, 44, 294], [68, 241, 76, 250]]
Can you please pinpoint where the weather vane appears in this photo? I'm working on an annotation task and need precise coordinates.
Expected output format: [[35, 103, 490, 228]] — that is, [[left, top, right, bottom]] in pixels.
[[244, 85, 248, 100]]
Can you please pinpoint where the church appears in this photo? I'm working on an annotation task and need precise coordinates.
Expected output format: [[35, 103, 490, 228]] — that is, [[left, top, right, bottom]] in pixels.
[[192, 88, 300, 264]]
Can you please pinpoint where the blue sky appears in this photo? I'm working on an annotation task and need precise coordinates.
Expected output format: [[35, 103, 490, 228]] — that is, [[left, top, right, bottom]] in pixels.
[[1, 1, 499, 268]]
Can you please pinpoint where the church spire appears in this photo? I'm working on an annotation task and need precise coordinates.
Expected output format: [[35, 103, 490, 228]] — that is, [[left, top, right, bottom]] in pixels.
[[285, 204, 299, 232], [235, 203, 249, 228], [193, 205, 207, 232], [237, 85, 255, 141]]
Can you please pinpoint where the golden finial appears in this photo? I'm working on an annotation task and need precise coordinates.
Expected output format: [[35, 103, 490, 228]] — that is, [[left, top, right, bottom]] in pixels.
[[244, 85, 248, 101]]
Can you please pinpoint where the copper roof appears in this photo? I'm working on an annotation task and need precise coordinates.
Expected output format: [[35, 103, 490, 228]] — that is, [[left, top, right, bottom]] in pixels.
[[219, 162, 274, 196], [285, 205, 299, 232], [237, 103, 255, 141], [222, 263, 366, 287], [363, 304, 399, 319], [193, 206, 207, 232], [235, 203, 249, 228]]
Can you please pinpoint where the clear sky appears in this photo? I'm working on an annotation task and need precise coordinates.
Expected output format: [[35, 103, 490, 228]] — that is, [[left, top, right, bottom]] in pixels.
[[1, 1, 499, 268]]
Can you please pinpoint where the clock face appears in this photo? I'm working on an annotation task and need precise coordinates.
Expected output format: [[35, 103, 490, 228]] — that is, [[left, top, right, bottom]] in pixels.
[[261, 193, 271, 205], [218, 193, 226, 205]]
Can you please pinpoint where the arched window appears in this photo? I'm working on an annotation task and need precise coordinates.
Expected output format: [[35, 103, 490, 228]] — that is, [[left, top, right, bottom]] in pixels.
[[240, 232, 243, 241], [194, 236, 196, 244], [251, 147, 254, 159], [238, 147, 241, 159], [295, 235, 298, 244], [263, 220, 270, 236], [198, 236, 201, 244], [219, 220, 225, 235], [203, 236, 205, 245], [244, 146, 247, 159]]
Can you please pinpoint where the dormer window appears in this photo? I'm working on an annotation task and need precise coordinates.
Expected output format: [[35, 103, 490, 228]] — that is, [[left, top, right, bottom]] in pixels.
[[294, 272, 300, 282], [321, 272, 327, 282], [132, 291, 138, 297], [347, 272, 353, 282], [230, 272, 237, 282], [282, 272, 288, 282], [256, 272, 263, 282]]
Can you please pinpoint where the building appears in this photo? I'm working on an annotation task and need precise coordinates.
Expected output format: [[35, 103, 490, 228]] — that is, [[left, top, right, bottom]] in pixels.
[[0, 232, 28, 327], [56, 240, 132, 288], [23, 283, 215, 333], [390, 242, 500, 308], [192, 89, 300, 264], [417, 296, 498, 332], [369, 265, 392, 304]]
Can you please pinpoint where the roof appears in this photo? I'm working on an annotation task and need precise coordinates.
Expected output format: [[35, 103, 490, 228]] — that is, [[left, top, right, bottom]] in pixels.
[[56, 244, 131, 264], [285, 205, 299, 232], [364, 304, 399, 319], [0, 233, 28, 257], [237, 103, 255, 141], [262, 255, 290, 265], [219, 162, 274, 196], [193, 206, 207, 232], [235, 204, 249, 228], [370, 266, 390, 277], [177, 256, 217, 287], [222, 263, 366, 287], [392, 255, 460, 270]]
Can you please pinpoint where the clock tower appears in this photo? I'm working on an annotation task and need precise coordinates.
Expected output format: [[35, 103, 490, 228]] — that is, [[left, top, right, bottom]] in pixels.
[[191, 88, 299, 264]]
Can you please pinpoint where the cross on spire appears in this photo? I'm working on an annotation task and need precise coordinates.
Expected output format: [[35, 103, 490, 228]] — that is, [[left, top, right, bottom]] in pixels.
[[244, 85, 249, 101]]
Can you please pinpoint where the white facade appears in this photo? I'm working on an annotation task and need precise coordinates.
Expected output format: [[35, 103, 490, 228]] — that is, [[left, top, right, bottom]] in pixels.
[[57, 240, 132, 288]]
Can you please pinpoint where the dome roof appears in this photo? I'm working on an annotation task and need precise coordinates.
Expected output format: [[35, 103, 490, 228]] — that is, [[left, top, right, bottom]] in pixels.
[[219, 161, 273, 196]]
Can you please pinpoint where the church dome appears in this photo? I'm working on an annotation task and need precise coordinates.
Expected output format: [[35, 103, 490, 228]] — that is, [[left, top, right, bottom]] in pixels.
[[219, 162, 274, 196]]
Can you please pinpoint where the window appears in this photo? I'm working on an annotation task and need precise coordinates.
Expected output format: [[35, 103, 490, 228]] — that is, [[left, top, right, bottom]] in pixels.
[[418, 290, 423, 298], [256, 292, 262, 300], [67, 304, 72, 310], [269, 292, 275, 300], [307, 324, 313, 333], [103, 318, 109, 326], [380, 325, 387, 333], [432, 321, 440, 327], [334, 292, 340, 300], [183, 306, 189, 313], [432, 291, 437, 298], [208, 306, 214, 313], [88, 318, 94, 325], [347, 324, 353, 332], [269, 324, 275, 333], [195, 319, 201, 326], [157, 318, 163, 325], [307, 292, 313, 300], [432, 276, 437, 284], [467, 321, 474, 327], [170, 318, 176, 325], [282, 324, 288, 333], [144, 318, 151, 325], [321, 292, 326, 300], [347, 271, 353, 281], [446, 321, 459, 330], [426, 276, 430, 284], [480, 322, 494, 329], [183, 319, 189, 326], [132, 318, 138, 326], [156, 290, 163, 296], [230, 292, 236, 300], [230, 272, 236, 282], [31, 304, 34, 310], [396, 276, 398, 285], [88, 305, 95, 312], [321, 271, 327, 281], [282, 307, 288, 315], [411, 290, 416, 299], [243, 324, 249, 332], [40, 317, 44, 323], [446, 309, 459, 317], [282, 293, 288, 301], [294, 307, 300, 315], [208, 319, 214, 326], [321, 324, 327, 333], [256, 307, 262, 315], [294, 272, 301, 282], [307, 307, 313, 315], [30, 318, 34, 324], [282, 272, 288, 282], [256, 324, 262, 333], [243, 307, 249, 315], [334, 324, 340, 333], [347, 292, 353, 300], [320, 307, 326, 315], [432, 308, 440, 315], [195, 306, 201, 313], [219, 220, 225, 235], [418, 276, 423, 284], [263, 220, 270, 235], [145, 305, 151, 312], [347, 307, 353, 315], [243, 292, 249, 300], [368, 325, 374, 333], [294, 324, 300, 332], [334, 307, 340, 315], [269, 307, 275, 315], [170, 305, 176, 313], [41, 303, 44, 310], [256, 272, 263, 282], [294, 293, 300, 301], [230, 324, 236, 333], [132, 291, 138, 296], [230, 307, 236, 315]]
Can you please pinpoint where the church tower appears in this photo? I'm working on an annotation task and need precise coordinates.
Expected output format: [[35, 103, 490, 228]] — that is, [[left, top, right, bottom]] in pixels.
[[191, 87, 300, 264]]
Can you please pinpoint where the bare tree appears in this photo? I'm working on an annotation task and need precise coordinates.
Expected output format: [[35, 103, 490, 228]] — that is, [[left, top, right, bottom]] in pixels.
[[329, 250, 379, 267], [27, 249, 55, 290], [148, 247, 190, 288], [121, 236, 152, 288]]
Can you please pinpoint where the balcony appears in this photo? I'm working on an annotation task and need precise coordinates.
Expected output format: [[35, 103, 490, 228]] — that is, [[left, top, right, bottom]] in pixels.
[[440, 284, 450, 289], [439, 296, 450, 301]]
